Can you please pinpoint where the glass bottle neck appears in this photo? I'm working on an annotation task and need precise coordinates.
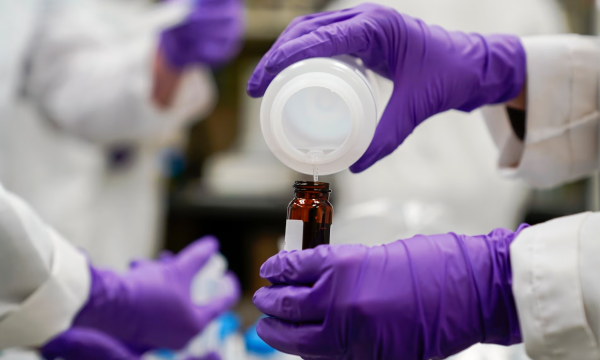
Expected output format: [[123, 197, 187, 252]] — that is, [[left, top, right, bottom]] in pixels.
[[293, 181, 331, 200], [294, 190, 330, 200]]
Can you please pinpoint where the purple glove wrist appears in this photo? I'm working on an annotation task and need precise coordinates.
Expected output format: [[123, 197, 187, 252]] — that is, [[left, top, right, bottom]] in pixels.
[[160, 0, 244, 69], [247, 4, 526, 172], [41, 328, 221, 360], [74, 237, 240, 350], [253, 224, 528, 359]]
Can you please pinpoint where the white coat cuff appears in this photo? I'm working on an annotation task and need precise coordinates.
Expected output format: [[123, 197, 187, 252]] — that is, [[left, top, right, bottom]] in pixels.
[[0, 231, 90, 348], [482, 35, 600, 188], [511, 212, 600, 359]]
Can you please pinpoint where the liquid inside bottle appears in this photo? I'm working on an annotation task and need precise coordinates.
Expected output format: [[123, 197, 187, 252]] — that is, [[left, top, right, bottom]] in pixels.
[[286, 181, 333, 250]]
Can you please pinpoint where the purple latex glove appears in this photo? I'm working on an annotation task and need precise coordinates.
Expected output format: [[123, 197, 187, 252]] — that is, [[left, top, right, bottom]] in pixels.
[[41, 328, 145, 360], [160, 0, 244, 69], [253, 225, 528, 359], [74, 236, 240, 350], [41, 328, 220, 360], [247, 4, 525, 173]]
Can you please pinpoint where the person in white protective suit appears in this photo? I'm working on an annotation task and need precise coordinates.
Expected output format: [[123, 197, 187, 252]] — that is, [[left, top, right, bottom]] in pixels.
[[323, 1, 566, 359], [246, 3, 600, 360], [0, 182, 240, 360], [0, 0, 242, 272]]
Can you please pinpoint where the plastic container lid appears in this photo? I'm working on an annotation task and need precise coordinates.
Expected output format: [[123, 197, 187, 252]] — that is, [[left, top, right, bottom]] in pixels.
[[261, 57, 377, 175]]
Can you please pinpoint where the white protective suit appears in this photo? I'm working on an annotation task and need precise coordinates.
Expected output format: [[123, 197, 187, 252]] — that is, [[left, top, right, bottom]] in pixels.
[[0, 183, 90, 350], [0, 0, 216, 271], [325, 1, 567, 359], [483, 34, 600, 360]]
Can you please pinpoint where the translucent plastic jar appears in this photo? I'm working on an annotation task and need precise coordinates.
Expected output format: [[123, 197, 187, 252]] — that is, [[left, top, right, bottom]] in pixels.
[[260, 56, 380, 176]]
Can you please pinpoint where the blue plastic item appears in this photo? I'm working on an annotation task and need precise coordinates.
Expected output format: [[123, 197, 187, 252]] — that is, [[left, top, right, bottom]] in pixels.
[[245, 323, 276, 356], [218, 311, 241, 341], [152, 348, 176, 359]]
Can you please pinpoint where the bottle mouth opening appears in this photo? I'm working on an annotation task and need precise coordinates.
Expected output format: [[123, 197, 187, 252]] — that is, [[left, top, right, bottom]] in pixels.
[[293, 180, 331, 192]]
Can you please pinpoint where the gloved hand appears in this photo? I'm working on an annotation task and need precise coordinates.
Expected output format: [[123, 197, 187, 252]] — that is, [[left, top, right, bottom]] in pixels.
[[41, 327, 221, 360], [73, 236, 240, 350], [247, 3, 525, 173], [253, 225, 528, 359], [160, 0, 245, 69]]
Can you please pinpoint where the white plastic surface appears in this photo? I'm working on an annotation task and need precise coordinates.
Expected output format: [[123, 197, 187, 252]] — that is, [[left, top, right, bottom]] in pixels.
[[191, 253, 228, 305], [261, 57, 379, 175]]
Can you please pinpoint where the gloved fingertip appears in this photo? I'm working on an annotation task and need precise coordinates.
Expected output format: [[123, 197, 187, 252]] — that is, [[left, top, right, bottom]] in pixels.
[[202, 352, 222, 360], [174, 236, 220, 275], [196, 234, 220, 246], [246, 82, 265, 98], [264, 54, 283, 74], [252, 286, 265, 306], [190, 235, 220, 256], [349, 145, 384, 174], [348, 162, 368, 174], [183, 351, 221, 360], [259, 251, 288, 279], [159, 250, 175, 262], [40, 339, 62, 360]]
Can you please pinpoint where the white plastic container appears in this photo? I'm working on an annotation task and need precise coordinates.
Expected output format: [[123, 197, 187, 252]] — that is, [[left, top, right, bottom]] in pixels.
[[260, 56, 380, 175]]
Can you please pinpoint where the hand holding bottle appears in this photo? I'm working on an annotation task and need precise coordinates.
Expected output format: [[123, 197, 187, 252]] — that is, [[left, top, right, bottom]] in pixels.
[[247, 3, 525, 173], [253, 226, 527, 359]]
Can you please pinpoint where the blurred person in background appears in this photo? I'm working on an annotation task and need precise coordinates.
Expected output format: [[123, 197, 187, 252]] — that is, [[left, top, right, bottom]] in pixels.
[[0, 0, 243, 359], [0, 0, 243, 272]]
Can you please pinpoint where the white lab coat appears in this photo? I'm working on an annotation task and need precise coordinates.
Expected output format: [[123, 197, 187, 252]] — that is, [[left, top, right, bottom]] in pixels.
[[0, 0, 216, 271], [325, 1, 567, 359], [0, 183, 90, 349], [482, 35, 600, 360]]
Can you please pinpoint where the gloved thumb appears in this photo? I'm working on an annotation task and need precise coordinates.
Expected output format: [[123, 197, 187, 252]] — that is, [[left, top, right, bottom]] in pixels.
[[349, 97, 414, 173], [41, 328, 141, 360], [174, 236, 220, 281]]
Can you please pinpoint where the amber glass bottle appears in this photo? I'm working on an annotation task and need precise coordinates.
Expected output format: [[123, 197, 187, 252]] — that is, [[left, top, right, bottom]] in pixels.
[[287, 181, 333, 249]]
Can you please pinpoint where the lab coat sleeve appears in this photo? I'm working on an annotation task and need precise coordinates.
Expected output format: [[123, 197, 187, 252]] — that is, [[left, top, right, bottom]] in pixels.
[[24, 1, 216, 145], [481, 35, 600, 188], [511, 212, 600, 359], [0, 184, 90, 349]]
